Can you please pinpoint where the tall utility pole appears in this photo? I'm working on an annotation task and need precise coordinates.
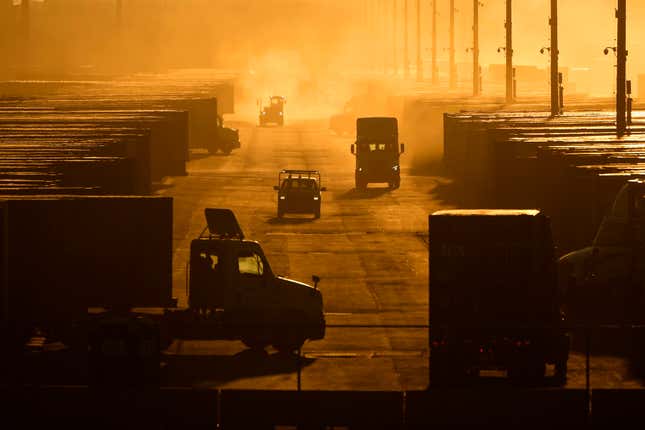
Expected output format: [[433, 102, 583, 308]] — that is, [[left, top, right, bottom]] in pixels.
[[505, 0, 513, 103], [432, 0, 438, 84], [21, 0, 30, 68], [416, 0, 423, 81], [449, 0, 456, 89], [383, 0, 388, 73], [550, 0, 559, 116], [393, 0, 397, 75], [473, 0, 480, 96], [616, 0, 627, 136], [404, 0, 409, 78], [116, 0, 123, 28]]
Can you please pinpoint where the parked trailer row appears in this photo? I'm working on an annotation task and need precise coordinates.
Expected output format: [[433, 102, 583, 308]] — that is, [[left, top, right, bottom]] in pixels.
[[442, 111, 645, 253], [0, 109, 189, 180]]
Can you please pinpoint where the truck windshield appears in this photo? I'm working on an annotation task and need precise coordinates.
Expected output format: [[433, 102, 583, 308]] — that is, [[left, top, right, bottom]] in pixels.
[[358, 141, 396, 152], [281, 178, 316, 191]]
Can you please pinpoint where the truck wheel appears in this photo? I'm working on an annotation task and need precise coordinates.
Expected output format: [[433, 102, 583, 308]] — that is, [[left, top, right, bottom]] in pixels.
[[277, 209, 284, 219], [273, 339, 304, 355], [314, 208, 321, 219], [222, 146, 232, 155]]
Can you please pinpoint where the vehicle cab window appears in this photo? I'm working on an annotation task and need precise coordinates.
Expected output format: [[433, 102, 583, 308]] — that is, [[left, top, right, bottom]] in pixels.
[[238, 252, 264, 277]]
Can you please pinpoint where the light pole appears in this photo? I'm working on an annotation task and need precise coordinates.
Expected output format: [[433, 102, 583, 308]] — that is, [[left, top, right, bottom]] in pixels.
[[416, 0, 422, 81], [404, 0, 409, 78], [505, 0, 513, 103], [550, 0, 559, 116], [473, 0, 481, 96], [432, 0, 437, 84], [616, 0, 627, 136], [21, 0, 30, 69], [449, 0, 456, 89], [393, 0, 397, 76]]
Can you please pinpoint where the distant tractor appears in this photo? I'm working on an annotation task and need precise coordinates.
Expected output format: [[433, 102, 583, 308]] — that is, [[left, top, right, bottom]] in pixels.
[[351, 117, 404, 190], [259, 96, 286, 126], [274, 170, 326, 219]]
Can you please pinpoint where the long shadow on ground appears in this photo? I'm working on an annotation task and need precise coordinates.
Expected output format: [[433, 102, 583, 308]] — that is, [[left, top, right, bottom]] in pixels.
[[161, 348, 315, 388]]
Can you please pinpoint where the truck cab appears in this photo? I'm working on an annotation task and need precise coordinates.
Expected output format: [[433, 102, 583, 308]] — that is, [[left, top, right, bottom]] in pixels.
[[186, 208, 325, 352], [559, 179, 645, 323], [259, 96, 286, 126], [351, 117, 404, 190], [207, 114, 240, 155], [429, 210, 569, 386]]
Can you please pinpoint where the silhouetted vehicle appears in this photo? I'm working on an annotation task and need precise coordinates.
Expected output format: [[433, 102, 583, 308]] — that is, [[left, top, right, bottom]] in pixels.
[[208, 114, 240, 155], [259, 96, 286, 126], [273, 170, 327, 219], [2, 202, 324, 387], [559, 179, 645, 324], [429, 210, 569, 387], [180, 208, 325, 352], [351, 117, 404, 190]]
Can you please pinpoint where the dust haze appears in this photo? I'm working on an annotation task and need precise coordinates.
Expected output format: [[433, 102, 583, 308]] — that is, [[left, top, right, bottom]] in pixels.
[[2, 0, 644, 168]]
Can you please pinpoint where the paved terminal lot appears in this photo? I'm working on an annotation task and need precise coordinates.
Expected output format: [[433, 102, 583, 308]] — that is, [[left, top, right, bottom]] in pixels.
[[158, 118, 642, 391]]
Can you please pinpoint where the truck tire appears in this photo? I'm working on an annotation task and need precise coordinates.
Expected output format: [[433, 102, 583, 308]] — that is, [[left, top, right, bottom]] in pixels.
[[314, 207, 321, 219], [222, 145, 232, 155], [272, 338, 304, 355]]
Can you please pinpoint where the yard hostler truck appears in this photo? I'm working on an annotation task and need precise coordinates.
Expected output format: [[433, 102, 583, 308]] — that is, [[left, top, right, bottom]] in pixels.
[[350, 117, 404, 190], [259, 96, 286, 126], [174, 208, 326, 352], [2, 199, 324, 387], [428, 210, 569, 387]]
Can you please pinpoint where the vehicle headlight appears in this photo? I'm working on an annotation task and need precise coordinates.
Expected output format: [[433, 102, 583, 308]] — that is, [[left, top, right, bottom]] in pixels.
[[358, 168, 363, 172], [392, 165, 400, 171], [279, 196, 286, 200], [279, 112, 283, 116], [313, 197, 319, 201]]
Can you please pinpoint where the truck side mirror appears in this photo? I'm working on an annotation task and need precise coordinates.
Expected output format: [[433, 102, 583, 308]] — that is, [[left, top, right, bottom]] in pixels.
[[351, 144, 355, 155], [273, 185, 280, 191], [400, 143, 405, 154], [312, 275, 320, 290], [320, 187, 327, 192]]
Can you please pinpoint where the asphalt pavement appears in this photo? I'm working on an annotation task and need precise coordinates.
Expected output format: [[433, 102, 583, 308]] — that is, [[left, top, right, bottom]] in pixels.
[[156, 117, 643, 391]]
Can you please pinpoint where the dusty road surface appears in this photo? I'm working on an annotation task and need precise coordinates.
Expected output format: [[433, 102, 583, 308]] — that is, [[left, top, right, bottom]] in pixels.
[[157, 117, 643, 391]]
